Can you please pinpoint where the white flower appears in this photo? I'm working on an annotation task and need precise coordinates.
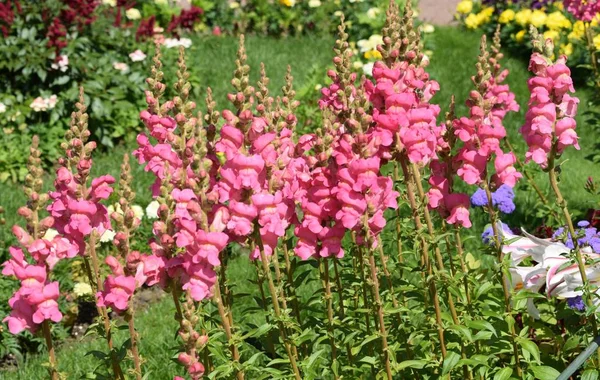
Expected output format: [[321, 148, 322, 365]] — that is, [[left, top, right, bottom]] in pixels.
[[314, 84, 322, 91], [366, 8, 380, 19], [113, 62, 129, 72], [146, 200, 160, 219], [126, 8, 141, 20], [100, 229, 116, 243], [362, 62, 374, 76], [129, 49, 147, 62], [229, 1, 240, 9], [308, 0, 321, 7], [334, 10, 343, 17], [0, 102, 6, 114], [352, 61, 364, 70], [30, 95, 58, 112], [102, 0, 117, 6], [357, 34, 383, 53], [51, 55, 69, 72], [73, 282, 93, 298], [43, 228, 59, 240], [422, 23, 435, 34], [164, 38, 192, 49], [132, 205, 144, 220]]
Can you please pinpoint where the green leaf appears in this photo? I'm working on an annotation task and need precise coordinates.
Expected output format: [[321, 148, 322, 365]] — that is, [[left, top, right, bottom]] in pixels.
[[442, 351, 460, 376], [397, 360, 428, 371], [466, 319, 497, 336], [493, 367, 513, 380], [529, 365, 560, 379], [306, 348, 326, 370], [582, 369, 600, 380], [517, 337, 541, 364]]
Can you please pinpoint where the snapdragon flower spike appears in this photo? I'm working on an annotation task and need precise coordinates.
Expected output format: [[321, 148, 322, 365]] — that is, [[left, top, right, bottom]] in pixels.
[[210, 36, 304, 261], [2, 137, 81, 334], [521, 28, 580, 168]]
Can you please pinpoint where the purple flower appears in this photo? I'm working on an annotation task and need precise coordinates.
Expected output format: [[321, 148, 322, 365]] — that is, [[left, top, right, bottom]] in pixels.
[[471, 188, 488, 207], [567, 296, 585, 311], [553, 222, 600, 252], [482, 222, 512, 246], [492, 185, 515, 214], [471, 185, 515, 214]]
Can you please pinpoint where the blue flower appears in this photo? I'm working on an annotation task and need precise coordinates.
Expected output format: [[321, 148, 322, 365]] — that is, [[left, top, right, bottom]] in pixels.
[[482, 222, 512, 246], [470, 185, 515, 214], [470, 188, 488, 207], [492, 185, 515, 214], [567, 296, 585, 312]]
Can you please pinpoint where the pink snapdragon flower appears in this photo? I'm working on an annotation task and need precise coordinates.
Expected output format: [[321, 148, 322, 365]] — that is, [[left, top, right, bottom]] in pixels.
[[96, 275, 137, 312], [521, 53, 579, 167]]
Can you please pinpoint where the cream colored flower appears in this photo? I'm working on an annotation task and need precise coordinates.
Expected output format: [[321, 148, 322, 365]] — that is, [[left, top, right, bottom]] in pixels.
[[0, 102, 5, 114], [100, 229, 116, 243], [74, 282, 93, 298], [113, 62, 129, 72], [362, 62, 374, 76], [422, 24, 435, 34], [132, 205, 144, 220], [229, 1, 240, 9], [43, 228, 59, 240], [126, 8, 141, 20], [146, 200, 160, 219], [366, 7, 380, 19], [308, 0, 321, 7], [102, 0, 117, 6]]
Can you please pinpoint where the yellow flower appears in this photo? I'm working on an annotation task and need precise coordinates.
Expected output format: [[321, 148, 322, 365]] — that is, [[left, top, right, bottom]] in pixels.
[[530, 10, 547, 28], [478, 7, 494, 23], [514, 30, 527, 43], [515, 9, 532, 26], [556, 2, 564, 11], [546, 11, 571, 30], [456, 0, 473, 14], [465, 13, 480, 29], [280, 0, 295, 6], [499, 9, 515, 24], [560, 43, 573, 56], [229, 1, 240, 9], [543, 30, 559, 42], [594, 34, 600, 50], [569, 20, 585, 40], [364, 49, 382, 60]]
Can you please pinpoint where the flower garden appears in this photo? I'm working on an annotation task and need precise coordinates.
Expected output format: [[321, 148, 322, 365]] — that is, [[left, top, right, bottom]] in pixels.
[[1, 0, 600, 379]]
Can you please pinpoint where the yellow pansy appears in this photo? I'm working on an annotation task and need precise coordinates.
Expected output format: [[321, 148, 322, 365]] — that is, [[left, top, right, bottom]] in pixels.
[[555, 2, 564, 11], [530, 10, 547, 28], [594, 34, 600, 50], [465, 13, 480, 29], [546, 11, 571, 30], [569, 20, 585, 40], [515, 9, 532, 26], [543, 29, 560, 42], [560, 43, 573, 57], [364, 49, 382, 60], [280, 0, 295, 6], [515, 29, 527, 43], [456, 0, 473, 15], [499, 9, 515, 24]]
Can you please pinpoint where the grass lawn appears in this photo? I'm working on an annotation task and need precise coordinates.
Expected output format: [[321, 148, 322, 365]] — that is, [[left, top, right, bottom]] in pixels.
[[2, 27, 600, 378]]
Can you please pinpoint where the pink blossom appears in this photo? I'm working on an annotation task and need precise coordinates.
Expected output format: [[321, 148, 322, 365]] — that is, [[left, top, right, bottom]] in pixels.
[[96, 275, 136, 312]]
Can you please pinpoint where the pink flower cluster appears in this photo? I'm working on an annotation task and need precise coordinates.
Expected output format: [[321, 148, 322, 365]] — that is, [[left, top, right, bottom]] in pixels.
[[521, 53, 579, 168], [564, 0, 600, 21], [366, 60, 442, 164], [47, 167, 115, 253], [2, 248, 62, 334], [428, 48, 521, 227], [212, 109, 302, 260]]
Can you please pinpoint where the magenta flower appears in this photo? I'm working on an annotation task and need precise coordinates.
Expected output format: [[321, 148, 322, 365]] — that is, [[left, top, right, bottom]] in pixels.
[[28, 282, 63, 324]]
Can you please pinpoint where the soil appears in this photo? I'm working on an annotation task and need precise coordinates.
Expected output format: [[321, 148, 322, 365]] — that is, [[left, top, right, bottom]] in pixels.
[[418, 0, 461, 25]]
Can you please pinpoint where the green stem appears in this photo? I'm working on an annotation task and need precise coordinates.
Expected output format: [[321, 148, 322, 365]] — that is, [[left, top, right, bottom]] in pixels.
[[256, 234, 302, 380], [483, 182, 522, 376], [125, 309, 143, 380], [319, 259, 338, 378], [42, 321, 59, 380], [213, 276, 244, 380]]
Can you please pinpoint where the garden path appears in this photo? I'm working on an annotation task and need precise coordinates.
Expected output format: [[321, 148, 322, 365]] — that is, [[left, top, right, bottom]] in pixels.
[[418, 0, 461, 25]]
